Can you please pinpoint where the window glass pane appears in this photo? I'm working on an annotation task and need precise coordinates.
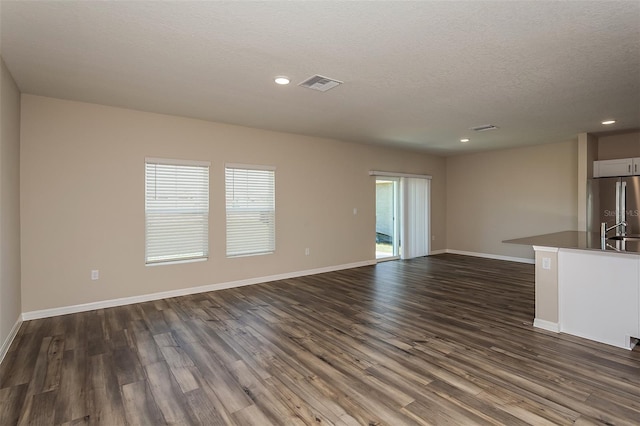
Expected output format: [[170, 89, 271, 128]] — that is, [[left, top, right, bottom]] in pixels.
[[225, 167, 275, 257], [145, 160, 209, 264]]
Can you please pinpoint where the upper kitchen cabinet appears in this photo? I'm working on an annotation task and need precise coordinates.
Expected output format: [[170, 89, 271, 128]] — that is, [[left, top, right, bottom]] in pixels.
[[593, 158, 634, 177], [593, 131, 640, 177]]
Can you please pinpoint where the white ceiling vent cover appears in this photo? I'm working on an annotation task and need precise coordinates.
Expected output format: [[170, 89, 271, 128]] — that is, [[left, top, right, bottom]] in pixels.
[[471, 124, 499, 132], [299, 75, 343, 92]]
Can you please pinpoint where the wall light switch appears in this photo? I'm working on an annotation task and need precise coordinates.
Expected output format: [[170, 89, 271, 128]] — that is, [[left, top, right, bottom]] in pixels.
[[91, 270, 99, 280], [305, 248, 310, 256], [353, 208, 357, 215], [542, 258, 551, 270]]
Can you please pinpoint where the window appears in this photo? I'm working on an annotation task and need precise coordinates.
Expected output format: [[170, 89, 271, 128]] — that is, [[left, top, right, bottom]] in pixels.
[[225, 164, 275, 257], [145, 158, 210, 264]]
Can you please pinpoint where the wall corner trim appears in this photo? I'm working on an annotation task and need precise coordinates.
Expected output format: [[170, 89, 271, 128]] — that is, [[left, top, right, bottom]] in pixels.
[[533, 318, 560, 333], [0, 317, 24, 365], [21, 259, 378, 321], [445, 249, 535, 264]]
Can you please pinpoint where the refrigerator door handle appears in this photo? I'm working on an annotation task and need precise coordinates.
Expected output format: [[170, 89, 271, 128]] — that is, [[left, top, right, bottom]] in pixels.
[[616, 181, 620, 224], [615, 180, 624, 227], [620, 181, 627, 230]]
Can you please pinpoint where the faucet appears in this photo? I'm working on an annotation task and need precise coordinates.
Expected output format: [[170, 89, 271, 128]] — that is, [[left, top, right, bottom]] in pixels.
[[602, 221, 627, 235], [601, 221, 627, 248]]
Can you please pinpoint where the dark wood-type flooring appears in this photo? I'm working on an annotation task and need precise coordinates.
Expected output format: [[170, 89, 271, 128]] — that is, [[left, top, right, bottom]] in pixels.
[[1, 254, 639, 425]]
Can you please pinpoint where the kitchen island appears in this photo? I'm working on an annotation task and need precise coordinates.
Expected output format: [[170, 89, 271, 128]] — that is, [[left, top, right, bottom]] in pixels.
[[505, 231, 639, 350]]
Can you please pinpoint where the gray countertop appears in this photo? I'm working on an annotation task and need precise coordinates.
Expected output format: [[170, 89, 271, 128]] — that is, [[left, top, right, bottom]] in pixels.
[[503, 230, 640, 254]]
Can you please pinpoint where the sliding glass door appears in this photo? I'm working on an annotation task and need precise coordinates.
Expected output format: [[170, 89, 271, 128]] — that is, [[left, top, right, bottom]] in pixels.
[[375, 178, 400, 260], [374, 173, 431, 261]]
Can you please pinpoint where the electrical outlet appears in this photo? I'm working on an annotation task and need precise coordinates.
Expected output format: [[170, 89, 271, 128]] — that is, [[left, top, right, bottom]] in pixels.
[[91, 270, 99, 280], [542, 258, 551, 270], [353, 208, 358, 215], [305, 248, 310, 256]]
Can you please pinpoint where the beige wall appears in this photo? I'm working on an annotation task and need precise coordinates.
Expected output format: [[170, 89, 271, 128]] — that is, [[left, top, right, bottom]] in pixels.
[[446, 140, 578, 260], [577, 132, 598, 231], [597, 130, 640, 160], [534, 248, 558, 324], [20, 95, 446, 312], [0, 58, 22, 346]]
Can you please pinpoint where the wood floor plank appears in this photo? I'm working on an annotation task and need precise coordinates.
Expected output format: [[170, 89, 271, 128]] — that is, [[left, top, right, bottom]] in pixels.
[[1, 254, 639, 425], [121, 380, 165, 426], [130, 321, 163, 366], [183, 386, 235, 426], [53, 350, 88, 425], [178, 341, 252, 414], [20, 389, 58, 426], [112, 346, 145, 386], [423, 379, 528, 426], [231, 404, 275, 426], [85, 353, 126, 425], [161, 308, 200, 344], [85, 312, 107, 357], [0, 384, 27, 425], [144, 361, 196, 425], [0, 330, 43, 388], [228, 360, 300, 424], [263, 375, 340, 425], [16, 335, 55, 424], [139, 303, 170, 336], [59, 313, 87, 352]]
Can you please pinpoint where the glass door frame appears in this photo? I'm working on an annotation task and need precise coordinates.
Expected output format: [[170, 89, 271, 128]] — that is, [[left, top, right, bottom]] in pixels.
[[375, 177, 400, 261]]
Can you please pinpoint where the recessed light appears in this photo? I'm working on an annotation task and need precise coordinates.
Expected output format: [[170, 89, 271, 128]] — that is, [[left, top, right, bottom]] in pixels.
[[601, 119, 616, 125], [460, 138, 470, 143], [274, 76, 290, 85]]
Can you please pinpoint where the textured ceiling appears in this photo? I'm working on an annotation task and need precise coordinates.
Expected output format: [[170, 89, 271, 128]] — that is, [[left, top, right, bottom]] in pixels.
[[1, 1, 639, 155]]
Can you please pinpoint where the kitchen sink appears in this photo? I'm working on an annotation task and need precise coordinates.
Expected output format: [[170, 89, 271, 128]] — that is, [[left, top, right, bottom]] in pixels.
[[607, 235, 640, 241]]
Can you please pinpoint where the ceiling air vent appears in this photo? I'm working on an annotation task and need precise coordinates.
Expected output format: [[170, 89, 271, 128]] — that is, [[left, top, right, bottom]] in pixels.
[[299, 75, 343, 92], [471, 124, 499, 132]]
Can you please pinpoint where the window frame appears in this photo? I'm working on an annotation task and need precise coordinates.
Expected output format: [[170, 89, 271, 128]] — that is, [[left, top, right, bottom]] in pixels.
[[145, 157, 210, 265], [225, 163, 276, 258]]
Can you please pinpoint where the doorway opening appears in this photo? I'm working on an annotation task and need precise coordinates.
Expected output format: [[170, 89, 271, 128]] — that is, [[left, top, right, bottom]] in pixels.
[[375, 178, 400, 260], [373, 172, 431, 262]]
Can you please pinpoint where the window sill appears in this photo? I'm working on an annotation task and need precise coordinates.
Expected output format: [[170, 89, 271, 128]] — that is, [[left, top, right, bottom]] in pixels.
[[146, 257, 208, 267]]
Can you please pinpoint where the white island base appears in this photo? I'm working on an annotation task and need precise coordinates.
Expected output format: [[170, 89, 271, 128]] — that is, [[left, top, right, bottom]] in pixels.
[[557, 248, 639, 350], [505, 231, 639, 350]]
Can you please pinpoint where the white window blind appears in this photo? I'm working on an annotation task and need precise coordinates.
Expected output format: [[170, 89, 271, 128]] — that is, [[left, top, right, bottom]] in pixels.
[[225, 164, 275, 257], [145, 158, 210, 264], [400, 177, 430, 260]]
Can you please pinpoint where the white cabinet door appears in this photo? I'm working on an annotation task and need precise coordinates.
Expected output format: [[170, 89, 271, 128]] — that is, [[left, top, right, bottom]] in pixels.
[[558, 249, 639, 349], [632, 158, 640, 175], [593, 158, 633, 177]]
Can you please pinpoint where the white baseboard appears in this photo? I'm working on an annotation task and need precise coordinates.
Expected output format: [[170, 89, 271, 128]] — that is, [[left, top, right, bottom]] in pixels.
[[445, 249, 534, 264], [22, 259, 377, 321], [0, 317, 23, 364], [533, 318, 560, 333], [429, 249, 446, 255]]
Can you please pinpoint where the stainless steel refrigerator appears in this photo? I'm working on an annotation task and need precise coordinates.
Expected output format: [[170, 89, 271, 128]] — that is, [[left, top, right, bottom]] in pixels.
[[588, 176, 640, 236]]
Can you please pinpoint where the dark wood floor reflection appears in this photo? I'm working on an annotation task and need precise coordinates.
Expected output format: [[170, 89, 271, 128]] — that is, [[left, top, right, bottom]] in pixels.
[[1, 254, 639, 425]]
